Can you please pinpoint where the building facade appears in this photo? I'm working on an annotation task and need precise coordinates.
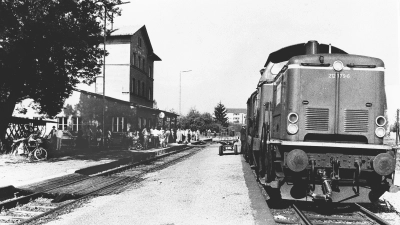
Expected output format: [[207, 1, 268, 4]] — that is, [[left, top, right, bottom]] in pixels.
[[11, 25, 177, 136], [94, 25, 161, 107], [226, 108, 247, 124]]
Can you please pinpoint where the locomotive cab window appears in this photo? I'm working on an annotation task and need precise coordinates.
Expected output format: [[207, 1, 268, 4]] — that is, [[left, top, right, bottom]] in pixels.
[[270, 61, 288, 75]]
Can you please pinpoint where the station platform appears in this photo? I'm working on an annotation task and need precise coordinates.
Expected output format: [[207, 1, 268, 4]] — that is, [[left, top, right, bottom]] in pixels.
[[0, 143, 195, 197]]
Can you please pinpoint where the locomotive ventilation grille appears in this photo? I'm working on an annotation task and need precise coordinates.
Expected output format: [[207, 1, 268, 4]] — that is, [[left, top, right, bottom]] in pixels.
[[344, 109, 369, 132], [305, 108, 329, 131]]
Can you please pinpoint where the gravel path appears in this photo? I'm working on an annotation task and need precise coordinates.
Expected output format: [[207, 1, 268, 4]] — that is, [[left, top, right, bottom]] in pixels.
[[44, 144, 258, 225]]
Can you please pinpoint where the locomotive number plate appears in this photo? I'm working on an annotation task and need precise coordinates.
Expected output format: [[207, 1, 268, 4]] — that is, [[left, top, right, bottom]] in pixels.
[[329, 74, 350, 78]]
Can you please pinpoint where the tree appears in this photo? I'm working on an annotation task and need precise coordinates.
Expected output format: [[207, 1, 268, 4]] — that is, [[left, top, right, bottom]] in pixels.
[[0, 0, 123, 140], [214, 101, 228, 127], [177, 108, 221, 132]]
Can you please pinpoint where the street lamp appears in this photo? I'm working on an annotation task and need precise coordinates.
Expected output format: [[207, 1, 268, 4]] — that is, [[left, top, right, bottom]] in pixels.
[[99, 1, 130, 148], [179, 70, 192, 115]]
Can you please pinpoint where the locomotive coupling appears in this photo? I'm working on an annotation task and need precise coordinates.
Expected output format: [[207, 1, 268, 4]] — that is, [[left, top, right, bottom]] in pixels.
[[308, 169, 333, 202]]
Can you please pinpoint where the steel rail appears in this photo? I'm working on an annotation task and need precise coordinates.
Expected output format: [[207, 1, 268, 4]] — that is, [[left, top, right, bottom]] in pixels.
[[355, 203, 391, 225], [16, 146, 203, 224], [292, 203, 313, 225], [0, 145, 192, 212]]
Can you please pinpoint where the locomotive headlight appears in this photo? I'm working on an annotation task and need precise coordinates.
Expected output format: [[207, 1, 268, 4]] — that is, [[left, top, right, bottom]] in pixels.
[[333, 61, 344, 72], [376, 116, 386, 127], [287, 112, 299, 123], [287, 124, 298, 135], [375, 127, 385, 138]]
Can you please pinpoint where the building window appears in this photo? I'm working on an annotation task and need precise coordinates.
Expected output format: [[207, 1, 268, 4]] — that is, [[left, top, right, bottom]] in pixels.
[[71, 117, 82, 132], [148, 88, 151, 100], [143, 59, 145, 69], [138, 37, 142, 47], [136, 55, 139, 68], [131, 78, 135, 93], [112, 117, 125, 132], [142, 82, 145, 96], [148, 66, 152, 77], [57, 117, 68, 130], [137, 80, 140, 96], [138, 117, 142, 129], [132, 53, 136, 66]]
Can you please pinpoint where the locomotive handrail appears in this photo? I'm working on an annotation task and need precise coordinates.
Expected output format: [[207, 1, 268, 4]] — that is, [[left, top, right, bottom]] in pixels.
[[271, 139, 393, 150], [300, 63, 330, 67], [347, 63, 376, 68]]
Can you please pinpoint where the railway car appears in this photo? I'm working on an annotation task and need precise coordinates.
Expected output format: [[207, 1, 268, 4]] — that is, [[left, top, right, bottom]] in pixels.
[[245, 40, 398, 203]]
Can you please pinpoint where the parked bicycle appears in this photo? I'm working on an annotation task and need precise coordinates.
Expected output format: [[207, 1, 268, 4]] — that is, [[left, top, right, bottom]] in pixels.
[[11, 133, 48, 161]]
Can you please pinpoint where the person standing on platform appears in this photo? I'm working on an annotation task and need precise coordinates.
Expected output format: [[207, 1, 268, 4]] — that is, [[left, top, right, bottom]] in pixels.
[[142, 127, 149, 149], [240, 125, 246, 154], [187, 129, 191, 143], [192, 130, 196, 141], [165, 129, 171, 146], [154, 127, 160, 148], [182, 128, 186, 144], [196, 129, 200, 141], [56, 127, 63, 151], [159, 128, 165, 148], [49, 126, 57, 150], [96, 127, 102, 148], [86, 126, 92, 149], [150, 127, 155, 148], [176, 128, 181, 143]]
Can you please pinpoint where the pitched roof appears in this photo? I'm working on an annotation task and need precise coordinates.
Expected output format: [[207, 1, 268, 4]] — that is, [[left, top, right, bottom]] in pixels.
[[226, 108, 246, 114], [111, 25, 161, 61], [111, 25, 144, 36]]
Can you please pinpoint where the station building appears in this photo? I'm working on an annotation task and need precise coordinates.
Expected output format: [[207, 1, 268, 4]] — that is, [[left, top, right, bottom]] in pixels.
[[10, 25, 177, 138]]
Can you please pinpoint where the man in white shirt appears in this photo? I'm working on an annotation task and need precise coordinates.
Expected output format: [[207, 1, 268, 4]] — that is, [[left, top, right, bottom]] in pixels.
[[154, 127, 160, 148], [150, 127, 155, 148], [56, 128, 64, 151]]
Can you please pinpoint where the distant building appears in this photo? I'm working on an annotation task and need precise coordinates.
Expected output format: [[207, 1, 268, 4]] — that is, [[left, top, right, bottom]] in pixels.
[[226, 108, 246, 124]]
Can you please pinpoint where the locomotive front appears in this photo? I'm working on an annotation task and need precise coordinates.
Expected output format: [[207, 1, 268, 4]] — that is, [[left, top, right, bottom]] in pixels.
[[257, 41, 397, 203]]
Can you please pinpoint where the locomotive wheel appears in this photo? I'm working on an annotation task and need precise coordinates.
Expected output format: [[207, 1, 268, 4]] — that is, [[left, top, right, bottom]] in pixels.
[[219, 146, 223, 156], [34, 147, 48, 160], [234, 145, 238, 155]]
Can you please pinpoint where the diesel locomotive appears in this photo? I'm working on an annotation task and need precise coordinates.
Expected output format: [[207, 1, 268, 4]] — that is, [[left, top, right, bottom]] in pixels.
[[245, 40, 398, 203]]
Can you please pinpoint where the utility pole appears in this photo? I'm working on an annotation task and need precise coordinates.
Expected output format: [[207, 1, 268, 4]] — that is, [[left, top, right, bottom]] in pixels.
[[179, 70, 192, 115]]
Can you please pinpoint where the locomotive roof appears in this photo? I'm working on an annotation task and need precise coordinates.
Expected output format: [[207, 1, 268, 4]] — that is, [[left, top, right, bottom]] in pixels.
[[264, 43, 347, 67]]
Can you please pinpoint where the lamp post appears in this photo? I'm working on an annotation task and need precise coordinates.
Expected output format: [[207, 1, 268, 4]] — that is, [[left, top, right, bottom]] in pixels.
[[179, 70, 192, 115], [99, 1, 130, 148]]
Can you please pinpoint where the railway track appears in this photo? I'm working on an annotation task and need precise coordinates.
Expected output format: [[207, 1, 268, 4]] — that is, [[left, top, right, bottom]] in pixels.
[[0, 145, 206, 225], [271, 202, 392, 225], [249, 168, 396, 225]]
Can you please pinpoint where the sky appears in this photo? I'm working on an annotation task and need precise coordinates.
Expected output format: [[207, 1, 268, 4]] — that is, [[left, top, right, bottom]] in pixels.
[[112, 0, 400, 121]]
